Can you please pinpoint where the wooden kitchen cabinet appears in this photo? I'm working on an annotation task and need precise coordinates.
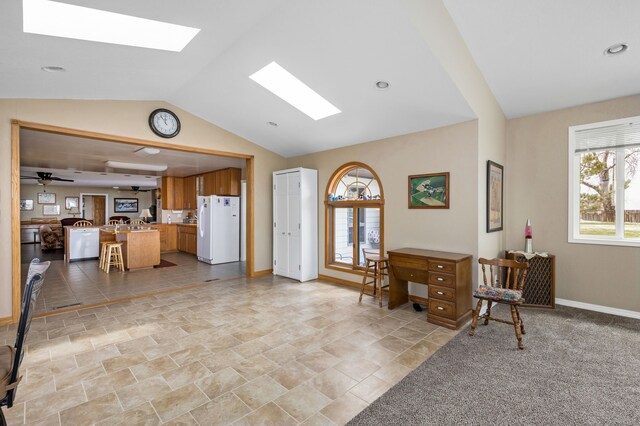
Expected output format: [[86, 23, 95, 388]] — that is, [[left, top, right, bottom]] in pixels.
[[161, 176, 184, 210], [150, 224, 178, 253], [199, 168, 241, 196], [202, 172, 216, 197], [183, 176, 197, 210], [177, 224, 197, 255]]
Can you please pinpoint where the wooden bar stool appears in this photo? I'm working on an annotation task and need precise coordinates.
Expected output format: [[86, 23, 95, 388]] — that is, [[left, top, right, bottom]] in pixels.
[[359, 253, 389, 307], [103, 242, 125, 273], [99, 242, 110, 270]]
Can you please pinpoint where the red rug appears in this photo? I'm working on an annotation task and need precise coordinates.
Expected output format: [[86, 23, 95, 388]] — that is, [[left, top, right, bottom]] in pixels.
[[154, 259, 177, 268]]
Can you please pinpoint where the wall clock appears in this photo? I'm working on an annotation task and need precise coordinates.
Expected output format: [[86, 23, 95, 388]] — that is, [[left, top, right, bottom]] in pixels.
[[149, 108, 181, 138]]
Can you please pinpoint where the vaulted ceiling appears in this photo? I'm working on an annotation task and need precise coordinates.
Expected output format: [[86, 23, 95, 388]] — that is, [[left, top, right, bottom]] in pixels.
[[2, 0, 638, 157]]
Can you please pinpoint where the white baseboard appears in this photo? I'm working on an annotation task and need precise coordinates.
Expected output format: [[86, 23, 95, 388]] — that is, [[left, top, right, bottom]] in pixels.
[[555, 298, 640, 320]]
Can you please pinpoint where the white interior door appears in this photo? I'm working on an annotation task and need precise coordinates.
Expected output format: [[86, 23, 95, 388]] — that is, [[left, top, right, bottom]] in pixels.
[[275, 173, 289, 276], [287, 173, 301, 279]]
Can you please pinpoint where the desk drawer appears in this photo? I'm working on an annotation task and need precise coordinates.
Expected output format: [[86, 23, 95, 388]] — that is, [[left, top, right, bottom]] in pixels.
[[428, 272, 455, 288], [392, 266, 428, 283], [389, 256, 429, 270], [428, 299, 456, 320], [428, 260, 455, 274], [428, 285, 455, 302]]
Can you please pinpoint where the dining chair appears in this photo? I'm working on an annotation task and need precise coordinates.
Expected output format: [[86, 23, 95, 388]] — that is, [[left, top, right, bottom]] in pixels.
[[72, 220, 93, 227]]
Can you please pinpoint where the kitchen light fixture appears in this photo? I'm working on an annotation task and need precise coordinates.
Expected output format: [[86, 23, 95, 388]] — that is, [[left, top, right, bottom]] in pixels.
[[23, 0, 200, 52], [135, 147, 161, 155], [41, 65, 65, 72], [105, 161, 168, 172], [375, 81, 390, 89], [249, 61, 341, 120], [604, 43, 629, 56], [267, 121, 278, 127], [112, 186, 119, 189]]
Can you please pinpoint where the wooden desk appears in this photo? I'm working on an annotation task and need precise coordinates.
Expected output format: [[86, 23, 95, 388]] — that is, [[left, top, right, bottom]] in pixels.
[[388, 248, 472, 330]]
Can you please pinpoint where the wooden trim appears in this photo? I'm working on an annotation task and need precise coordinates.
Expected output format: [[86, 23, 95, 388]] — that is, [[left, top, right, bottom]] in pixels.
[[324, 161, 386, 200], [11, 122, 21, 323], [11, 120, 257, 320], [317, 274, 390, 294], [251, 269, 273, 277], [0, 316, 13, 326], [409, 295, 429, 306], [11, 120, 252, 159], [34, 274, 244, 319]]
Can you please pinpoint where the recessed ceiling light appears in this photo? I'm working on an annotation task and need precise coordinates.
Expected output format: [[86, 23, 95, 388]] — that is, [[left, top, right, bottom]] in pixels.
[[23, 0, 200, 52], [105, 160, 168, 172], [100, 173, 108, 176], [604, 43, 629, 56], [145, 176, 153, 178], [375, 81, 390, 89], [113, 186, 119, 189], [249, 61, 341, 120], [135, 147, 161, 155], [41, 65, 65, 72], [267, 121, 278, 127], [74, 171, 82, 174]]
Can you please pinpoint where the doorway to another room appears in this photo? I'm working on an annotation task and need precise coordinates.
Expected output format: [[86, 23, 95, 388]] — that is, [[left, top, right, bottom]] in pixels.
[[81, 194, 107, 225]]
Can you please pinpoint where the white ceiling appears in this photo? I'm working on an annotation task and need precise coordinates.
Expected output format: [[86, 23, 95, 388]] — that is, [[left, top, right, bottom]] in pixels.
[[443, 0, 640, 118], [2, 1, 639, 156], [20, 128, 244, 187]]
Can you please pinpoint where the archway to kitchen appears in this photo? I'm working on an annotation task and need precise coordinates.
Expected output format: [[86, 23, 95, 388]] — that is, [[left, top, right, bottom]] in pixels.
[[11, 120, 256, 320]]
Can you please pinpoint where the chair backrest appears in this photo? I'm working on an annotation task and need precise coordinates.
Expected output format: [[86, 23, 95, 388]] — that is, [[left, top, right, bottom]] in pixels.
[[2, 258, 49, 408], [107, 220, 121, 225], [129, 218, 145, 225], [479, 258, 528, 291], [38, 224, 52, 233], [73, 220, 93, 227]]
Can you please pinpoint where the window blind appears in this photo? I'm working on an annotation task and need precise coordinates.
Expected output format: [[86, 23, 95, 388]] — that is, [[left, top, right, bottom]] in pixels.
[[575, 120, 640, 152]]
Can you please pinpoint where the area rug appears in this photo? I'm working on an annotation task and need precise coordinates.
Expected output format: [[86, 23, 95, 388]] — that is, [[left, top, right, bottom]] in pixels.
[[153, 259, 177, 268], [349, 306, 640, 425]]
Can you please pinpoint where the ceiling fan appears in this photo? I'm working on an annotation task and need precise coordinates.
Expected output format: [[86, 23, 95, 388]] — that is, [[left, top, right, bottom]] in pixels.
[[127, 186, 154, 194], [20, 171, 74, 186]]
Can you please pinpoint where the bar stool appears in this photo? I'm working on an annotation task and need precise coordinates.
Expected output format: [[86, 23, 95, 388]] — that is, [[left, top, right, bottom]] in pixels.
[[103, 242, 125, 273], [99, 242, 110, 270], [359, 252, 389, 307]]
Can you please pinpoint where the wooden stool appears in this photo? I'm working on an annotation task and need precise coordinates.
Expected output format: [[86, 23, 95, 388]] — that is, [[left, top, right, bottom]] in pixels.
[[359, 254, 389, 307], [99, 242, 110, 270], [104, 242, 125, 273]]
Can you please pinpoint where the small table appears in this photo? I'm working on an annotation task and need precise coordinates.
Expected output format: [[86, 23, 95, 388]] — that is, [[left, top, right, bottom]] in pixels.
[[388, 248, 472, 330]]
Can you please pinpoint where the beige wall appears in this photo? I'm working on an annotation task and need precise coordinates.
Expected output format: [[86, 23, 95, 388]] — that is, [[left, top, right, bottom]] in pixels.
[[0, 99, 287, 318], [20, 184, 153, 223], [288, 120, 479, 297], [506, 95, 640, 312]]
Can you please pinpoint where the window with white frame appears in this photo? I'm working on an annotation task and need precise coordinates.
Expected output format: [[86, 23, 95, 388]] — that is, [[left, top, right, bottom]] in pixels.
[[568, 116, 640, 246]]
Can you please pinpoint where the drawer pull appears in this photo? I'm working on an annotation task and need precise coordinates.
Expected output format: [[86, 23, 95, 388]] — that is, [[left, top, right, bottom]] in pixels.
[[437, 277, 444, 282], [436, 291, 444, 295], [437, 265, 444, 269], [436, 306, 445, 310]]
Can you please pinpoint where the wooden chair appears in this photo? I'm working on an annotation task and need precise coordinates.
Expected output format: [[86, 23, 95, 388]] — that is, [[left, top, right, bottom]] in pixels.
[[469, 258, 529, 349], [107, 220, 122, 225], [0, 259, 50, 425], [72, 220, 92, 227], [359, 250, 389, 307], [129, 218, 145, 225]]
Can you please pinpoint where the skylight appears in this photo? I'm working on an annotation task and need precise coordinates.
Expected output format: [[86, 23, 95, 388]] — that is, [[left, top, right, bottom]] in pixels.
[[22, 0, 200, 52], [249, 62, 341, 120]]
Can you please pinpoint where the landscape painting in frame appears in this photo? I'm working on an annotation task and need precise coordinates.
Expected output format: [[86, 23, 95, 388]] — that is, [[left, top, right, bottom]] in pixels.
[[408, 172, 449, 209], [114, 198, 138, 213], [486, 160, 504, 232]]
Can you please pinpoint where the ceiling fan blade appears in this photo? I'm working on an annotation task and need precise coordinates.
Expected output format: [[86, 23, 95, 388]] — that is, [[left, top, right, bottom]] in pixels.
[[49, 177, 75, 182], [20, 176, 40, 179], [36, 172, 52, 180]]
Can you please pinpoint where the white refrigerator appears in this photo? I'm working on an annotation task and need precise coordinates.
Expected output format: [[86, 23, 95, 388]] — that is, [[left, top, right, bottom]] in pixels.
[[197, 195, 240, 264]]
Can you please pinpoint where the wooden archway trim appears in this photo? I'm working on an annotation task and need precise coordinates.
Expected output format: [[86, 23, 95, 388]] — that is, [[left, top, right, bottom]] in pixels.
[[324, 161, 385, 201], [10, 120, 256, 323]]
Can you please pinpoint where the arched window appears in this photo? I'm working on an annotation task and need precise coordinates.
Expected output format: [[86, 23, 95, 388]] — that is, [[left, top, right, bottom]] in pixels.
[[325, 162, 384, 273]]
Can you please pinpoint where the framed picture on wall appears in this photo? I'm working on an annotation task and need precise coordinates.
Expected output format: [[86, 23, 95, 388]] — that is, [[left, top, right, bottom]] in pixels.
[[20, 200, 34, 211], [114, 198, 138, 213], [486, 160, 504, 232], [65, 196, 79, 210], [408, 172, 450, 209], [37, 193, 56, 204], [43, 205, 61, 216]]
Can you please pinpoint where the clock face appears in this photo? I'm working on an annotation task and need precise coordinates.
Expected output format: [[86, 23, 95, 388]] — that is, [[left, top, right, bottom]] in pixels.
[[149, 109, 180, 138]]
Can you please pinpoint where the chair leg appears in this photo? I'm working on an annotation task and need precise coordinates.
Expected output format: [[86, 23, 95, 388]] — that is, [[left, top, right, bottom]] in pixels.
[[469, 299, 483, 336], [359, 262, 371, 303], [517, 308, 526, 335], [510, 305, 524, 349], [0, 405, 7, 426], [377, 264, 383, 308], [484, 301, 493, 325]]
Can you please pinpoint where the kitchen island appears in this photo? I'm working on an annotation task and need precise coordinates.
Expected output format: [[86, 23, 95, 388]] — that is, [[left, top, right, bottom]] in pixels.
[[100, 227, 160, 270]]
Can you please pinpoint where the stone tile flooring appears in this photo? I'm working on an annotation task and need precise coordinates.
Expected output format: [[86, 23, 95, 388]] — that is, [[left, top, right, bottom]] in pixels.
[[21, 253, 245, 314], [1, 275, 459, 425]]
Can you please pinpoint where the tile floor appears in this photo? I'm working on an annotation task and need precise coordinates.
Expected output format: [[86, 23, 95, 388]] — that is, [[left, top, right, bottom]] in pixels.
[[1, 275, 459, 425], [20, 253, 245, 314]]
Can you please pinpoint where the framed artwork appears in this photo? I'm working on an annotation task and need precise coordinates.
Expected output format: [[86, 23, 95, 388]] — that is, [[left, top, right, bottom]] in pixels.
[[408, 172, 449, 209], [43, 205, 61, 216], [114, 198, 139, 213], [37, 193, 56, 204], [65, 196, 79, 210], [20, 200, 34, 211], [486, 160, 504, 232]]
